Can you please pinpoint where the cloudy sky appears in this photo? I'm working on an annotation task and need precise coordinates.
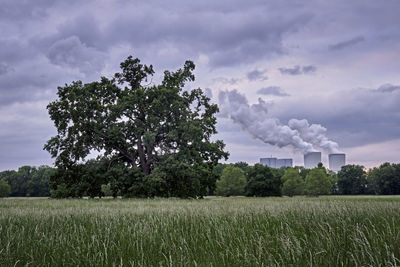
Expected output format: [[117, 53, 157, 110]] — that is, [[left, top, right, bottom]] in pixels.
[[1, 0, 400, 170]]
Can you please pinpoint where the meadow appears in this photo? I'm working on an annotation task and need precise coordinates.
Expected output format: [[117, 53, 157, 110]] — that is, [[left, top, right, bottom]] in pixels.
[[1, 196, 400, 266]]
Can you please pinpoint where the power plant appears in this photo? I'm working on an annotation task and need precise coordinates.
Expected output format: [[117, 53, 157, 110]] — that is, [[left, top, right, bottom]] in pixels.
[[260, 157, 293, 168], [260, 152, 346, 171], [304, 152, 322, 169], [329, 153, 346, 172]]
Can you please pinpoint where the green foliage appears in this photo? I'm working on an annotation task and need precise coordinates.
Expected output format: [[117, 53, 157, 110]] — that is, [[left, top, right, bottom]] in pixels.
[[144, 156, 217, 198], [337, 165, 367, 194], [305, 167, 331, 196], [293, 166, 309, 179], [233, 161, 249, 172], [108, 165, 146, 198], [246, 164, 282, 197], [0, 166, 53, 197], [49, 160, 144, 198], [213, 163, 228, 176], [367, 163, 400, 195], [50, 165, 86, 198], [215, 165, 247, 196], [270, 167, 286, 181], [27, 166, 54, 197], [0, 180, 11, 197], [101, 184, 112, 197], [327, 170, 338, 194], [282, 168, 304, 197], [4, 167, 30, 196], [44, 56, 228, 198], [81, 160, 108, 198]]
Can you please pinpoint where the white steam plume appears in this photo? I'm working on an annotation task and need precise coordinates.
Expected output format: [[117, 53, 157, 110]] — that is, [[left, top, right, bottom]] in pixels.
[[218, 90, 340, 154], [288, 119, 340, 153]]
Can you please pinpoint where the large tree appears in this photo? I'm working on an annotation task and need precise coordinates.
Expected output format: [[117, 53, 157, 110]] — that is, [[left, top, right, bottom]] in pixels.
[[45, 56, 228, 198]]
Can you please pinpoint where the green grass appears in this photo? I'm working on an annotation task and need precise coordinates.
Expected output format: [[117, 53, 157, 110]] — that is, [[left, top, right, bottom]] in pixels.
[[1, 196, 400, 266]]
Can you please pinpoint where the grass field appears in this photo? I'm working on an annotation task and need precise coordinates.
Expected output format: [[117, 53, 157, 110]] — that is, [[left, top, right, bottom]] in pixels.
[[1, 196, 400, 266]]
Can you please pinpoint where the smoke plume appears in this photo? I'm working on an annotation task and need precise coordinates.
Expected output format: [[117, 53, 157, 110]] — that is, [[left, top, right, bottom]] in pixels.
[[218, 90, 340, 154]]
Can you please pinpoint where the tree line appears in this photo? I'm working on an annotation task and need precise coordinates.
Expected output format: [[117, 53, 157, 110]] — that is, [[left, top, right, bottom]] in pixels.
[[0, 166, 54, 197], [214, 162, 400, 197], [1, 162, 400, 198]]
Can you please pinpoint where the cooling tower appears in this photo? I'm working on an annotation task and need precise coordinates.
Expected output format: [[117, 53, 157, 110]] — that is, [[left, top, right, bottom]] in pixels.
[[260, 158, 277, 168], [276, 159, 293, 168], [329, 153, 346, 172], [304, 152, 322, 169]]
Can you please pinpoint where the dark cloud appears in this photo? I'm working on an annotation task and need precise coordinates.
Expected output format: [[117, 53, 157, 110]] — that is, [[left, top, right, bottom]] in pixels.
[[0, 39, 34, 64], [247, 70, 268, 81], [257, 86, 289, 97], [302, 65, 317, 74], [0, 0, 89, 25], [54, 15, 104, 49], [47, 36, 106, 74], [329, 36, 365, 51], [279, 66, 302, 75], [0, 0, 51, 20], [0, 55, 78, 105], [375, 83, 400, 93], [0, 0, 400, 169], [278, 65, 317, 75], [102, 3, 312, 68]]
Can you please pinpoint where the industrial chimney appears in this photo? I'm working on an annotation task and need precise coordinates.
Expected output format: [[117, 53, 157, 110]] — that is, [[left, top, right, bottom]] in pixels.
[[329, 153, 346, 172], [304, 152, 322, 169]]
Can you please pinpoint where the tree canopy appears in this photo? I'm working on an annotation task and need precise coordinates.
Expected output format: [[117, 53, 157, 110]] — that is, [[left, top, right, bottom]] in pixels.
[[282, 168, 304, 197], [44, 56, 228, 198], [215, 165, 247, 196], [246, 164, 282, 197], [367, 163, 400, 195], [0, 166, 53, 197], [305, 167, 331, 196], [337, 165, 366, 195]]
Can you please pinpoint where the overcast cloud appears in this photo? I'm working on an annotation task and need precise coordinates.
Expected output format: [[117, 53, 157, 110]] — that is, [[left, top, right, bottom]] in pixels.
[[257, 87, 289, 97], [247, 70, 268, 81], [278, 65, 317, 75], [329, 36, 366, 51], [0, 0, 400, 169]]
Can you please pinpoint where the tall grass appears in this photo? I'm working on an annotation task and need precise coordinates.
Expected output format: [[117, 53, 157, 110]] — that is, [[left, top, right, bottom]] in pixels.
[[1, 196, 400, 266]]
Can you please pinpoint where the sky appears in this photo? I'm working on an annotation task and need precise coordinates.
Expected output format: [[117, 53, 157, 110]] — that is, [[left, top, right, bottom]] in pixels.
[[1, 0, 400, 170]]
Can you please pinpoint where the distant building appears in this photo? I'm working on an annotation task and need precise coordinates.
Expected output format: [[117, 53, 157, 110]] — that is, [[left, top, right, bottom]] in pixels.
[[260, 158, 277, 168], [329, 153, 346, 172], [304, 152, 322, 169], [276, 158, 293, 168], [260, 157, 292, 168]]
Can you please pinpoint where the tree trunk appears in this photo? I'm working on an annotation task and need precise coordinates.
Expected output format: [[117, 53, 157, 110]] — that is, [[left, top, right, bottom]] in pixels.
[[137, 137, 150, 175]]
